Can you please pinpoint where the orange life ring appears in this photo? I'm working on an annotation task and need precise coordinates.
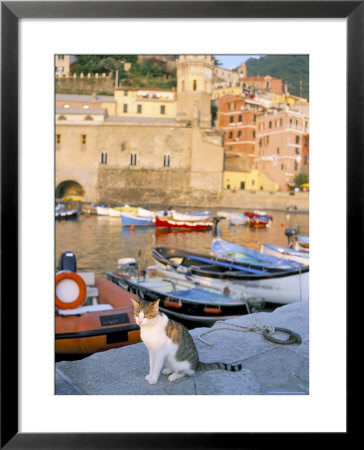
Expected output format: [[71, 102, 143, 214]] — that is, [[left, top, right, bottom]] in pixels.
[[55, 271, 87, 309]]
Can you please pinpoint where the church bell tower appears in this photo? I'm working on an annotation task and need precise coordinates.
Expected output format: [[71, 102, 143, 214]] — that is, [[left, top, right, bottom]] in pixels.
[[176, 55, 213, 128]]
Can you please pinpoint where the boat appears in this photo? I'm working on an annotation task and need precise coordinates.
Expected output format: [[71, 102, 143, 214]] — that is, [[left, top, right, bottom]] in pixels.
[[217, 211, 250, 226], [170, 210, 212, 221], [109, 205, 138, 217], [106, 260, 265, 325], [155, 214, 214, 231], [260, 243, 309, 265], [285, 227, 310, 252], [121, 210, 155, 227], [210, 218, 302, 270], [151, 246, 309, 305], [244, 210, 273, 228], [55, 251, 141, 355], [55, 203, 79, 220], [96, 204, 111, 216], [211, 237, 303, 271], [81, 203, 99, 215], [244, 210, 273, 221]]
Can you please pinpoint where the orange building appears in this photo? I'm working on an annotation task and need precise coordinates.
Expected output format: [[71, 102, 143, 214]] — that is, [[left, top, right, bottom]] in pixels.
[[241, 75, 283, 94], [255, 108, 309, 190], [218, 94, 264, 162]]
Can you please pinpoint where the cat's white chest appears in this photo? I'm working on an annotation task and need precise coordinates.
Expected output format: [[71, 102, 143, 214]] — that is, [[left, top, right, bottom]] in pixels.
[[140, 316, 168, 350]]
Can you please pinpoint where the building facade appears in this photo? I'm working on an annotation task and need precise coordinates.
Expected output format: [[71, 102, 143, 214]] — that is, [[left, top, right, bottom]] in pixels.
[[255, 107, 309, 190], [218, 94, 265, 162], [55, 55, 224, 204]]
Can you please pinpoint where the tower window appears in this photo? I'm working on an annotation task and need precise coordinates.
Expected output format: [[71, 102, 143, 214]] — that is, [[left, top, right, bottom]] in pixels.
[[101, 152, 108, 164], [56, 134, 61, 151], [193, 80, 197, 91], [163, 154, 171, 167], [130, 153, 137, 166], [81, 135, 86, 150]]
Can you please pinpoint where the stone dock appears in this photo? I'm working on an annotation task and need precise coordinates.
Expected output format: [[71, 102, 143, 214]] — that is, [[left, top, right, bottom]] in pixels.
[[56, 300, 308, 395]]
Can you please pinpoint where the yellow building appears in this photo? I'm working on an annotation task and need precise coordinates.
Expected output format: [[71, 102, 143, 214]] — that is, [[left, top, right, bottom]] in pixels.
[[223, 153, 279, 191], [271, 92, 308, 106], [212, 85, 242, 101], [114, 87, 176, 118]]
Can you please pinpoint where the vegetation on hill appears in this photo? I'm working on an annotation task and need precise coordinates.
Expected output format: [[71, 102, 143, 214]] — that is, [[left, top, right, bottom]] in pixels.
[[72, 55, 177, 89], [244, 55, 309, 99]]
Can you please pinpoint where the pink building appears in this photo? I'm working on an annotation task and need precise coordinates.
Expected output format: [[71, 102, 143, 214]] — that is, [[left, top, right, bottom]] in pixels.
[[255, 108, 309, 190]]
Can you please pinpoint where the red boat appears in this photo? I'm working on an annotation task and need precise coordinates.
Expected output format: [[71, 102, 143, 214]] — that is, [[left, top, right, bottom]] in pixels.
[[155, 215, 213, 231], [244, 211, 273, 228]]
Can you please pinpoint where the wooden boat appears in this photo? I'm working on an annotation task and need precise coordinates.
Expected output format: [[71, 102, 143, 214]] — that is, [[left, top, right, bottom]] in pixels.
[[121, 210, 155, 227], [152, 246, 309, 305], [211, 237, 303, 271], [81, 203, 99, 215], [210, 218, 302, 270], [109, 205, 138, 217], [96, 204, 111, 215], [55, 204, 79, 220], [260, 243, 309, 266], [155, 215, 213, 231], [244, 210, 273, 228], [106, 265, 265, 325], [55, 253, 141, 355], [171, 210, 212, 221]]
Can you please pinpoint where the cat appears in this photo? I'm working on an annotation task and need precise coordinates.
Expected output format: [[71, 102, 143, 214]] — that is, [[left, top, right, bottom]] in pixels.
[[131, 298, 242, 385]]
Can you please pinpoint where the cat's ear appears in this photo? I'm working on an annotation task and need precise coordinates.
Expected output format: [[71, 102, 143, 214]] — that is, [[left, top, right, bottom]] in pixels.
[[130, 298, 140, 309], [151, 299, 160, 309]]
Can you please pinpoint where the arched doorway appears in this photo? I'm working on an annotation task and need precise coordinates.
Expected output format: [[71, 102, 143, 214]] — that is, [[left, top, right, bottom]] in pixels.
[[55, 180, 85, 201]]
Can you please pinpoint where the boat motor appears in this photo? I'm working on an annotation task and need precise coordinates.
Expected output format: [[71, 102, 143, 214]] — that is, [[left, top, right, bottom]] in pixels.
[[117, 257, 138, 274], [57, 251, 77, 272], [285, 227, 299, 246], [212, 217, 223, 238]]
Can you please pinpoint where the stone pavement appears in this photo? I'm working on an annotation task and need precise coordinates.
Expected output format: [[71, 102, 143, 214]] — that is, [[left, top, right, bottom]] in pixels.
[[56, 301, 309, 395]]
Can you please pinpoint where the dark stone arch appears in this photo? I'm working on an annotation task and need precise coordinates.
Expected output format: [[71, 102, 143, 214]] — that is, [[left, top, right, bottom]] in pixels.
[[55, 180, 85, 200]]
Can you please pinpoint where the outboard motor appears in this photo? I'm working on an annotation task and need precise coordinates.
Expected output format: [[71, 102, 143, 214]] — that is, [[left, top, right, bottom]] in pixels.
[[212, 217, 223, 238], [117, 257, 138, 274], [57, 251, 77, 272], [285, 227, 299, 246]]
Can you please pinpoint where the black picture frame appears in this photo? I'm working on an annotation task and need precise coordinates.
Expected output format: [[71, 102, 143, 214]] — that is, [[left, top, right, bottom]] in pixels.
[[1, 1, 357, 448]]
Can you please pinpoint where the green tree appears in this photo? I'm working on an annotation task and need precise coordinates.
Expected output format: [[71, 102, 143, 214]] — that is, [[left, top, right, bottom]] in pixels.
[[294, 170, 309, 186]]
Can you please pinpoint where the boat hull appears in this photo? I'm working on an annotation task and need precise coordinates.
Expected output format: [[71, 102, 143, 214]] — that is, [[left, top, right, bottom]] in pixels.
[[121, 212, 154, 227], [155, 215, 213, 231], [261, 243, 309, 265], [106, 270, 253, 325], [152, 246, 309, 305], [56, 278, 141, 355]]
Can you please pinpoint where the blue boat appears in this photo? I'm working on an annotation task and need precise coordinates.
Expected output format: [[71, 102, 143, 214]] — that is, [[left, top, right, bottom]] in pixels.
[[211, 218, 303, 270], [55, 203, 79, 220], [120, 211, 154, 227], [260, 243, 309, 266]]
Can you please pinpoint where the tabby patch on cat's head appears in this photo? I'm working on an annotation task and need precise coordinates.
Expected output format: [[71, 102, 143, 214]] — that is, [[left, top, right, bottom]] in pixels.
[[131, 298, 160, 326]]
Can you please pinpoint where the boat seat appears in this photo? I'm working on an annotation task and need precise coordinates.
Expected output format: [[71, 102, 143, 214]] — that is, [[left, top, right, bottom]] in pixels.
[[78, 272, 95, 286], [57, 304, 113, 316]]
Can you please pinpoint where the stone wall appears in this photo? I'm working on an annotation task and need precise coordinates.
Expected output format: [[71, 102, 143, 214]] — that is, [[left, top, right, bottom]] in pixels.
[[56, 77, 115, 95]]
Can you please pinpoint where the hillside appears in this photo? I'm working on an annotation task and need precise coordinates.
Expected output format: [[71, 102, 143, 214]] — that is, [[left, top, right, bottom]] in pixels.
[[244, 55, 309, 99]]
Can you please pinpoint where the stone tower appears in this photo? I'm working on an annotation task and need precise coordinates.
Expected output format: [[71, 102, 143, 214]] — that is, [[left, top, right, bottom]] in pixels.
[[176, 55, 213, 128]]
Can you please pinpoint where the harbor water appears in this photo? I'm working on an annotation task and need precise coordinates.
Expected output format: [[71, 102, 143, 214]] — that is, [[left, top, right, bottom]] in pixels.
[[56, 207, 309, 279]]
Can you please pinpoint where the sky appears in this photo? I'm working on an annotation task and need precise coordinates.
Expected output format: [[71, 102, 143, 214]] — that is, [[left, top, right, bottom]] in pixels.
[[213, 55, 262, 70]]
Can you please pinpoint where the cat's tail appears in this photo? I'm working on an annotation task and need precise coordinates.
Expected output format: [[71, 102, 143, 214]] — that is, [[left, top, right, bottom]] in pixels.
[[197, 361, 242, 372]]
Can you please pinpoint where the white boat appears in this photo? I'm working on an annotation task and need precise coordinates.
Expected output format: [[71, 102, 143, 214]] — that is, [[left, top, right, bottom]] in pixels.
[[96, 205, 110, 216], [260, 243, 309, 266], [109, 205, 138, 217], [217, 211, 250, 226], [152, 246, 309, 305]]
